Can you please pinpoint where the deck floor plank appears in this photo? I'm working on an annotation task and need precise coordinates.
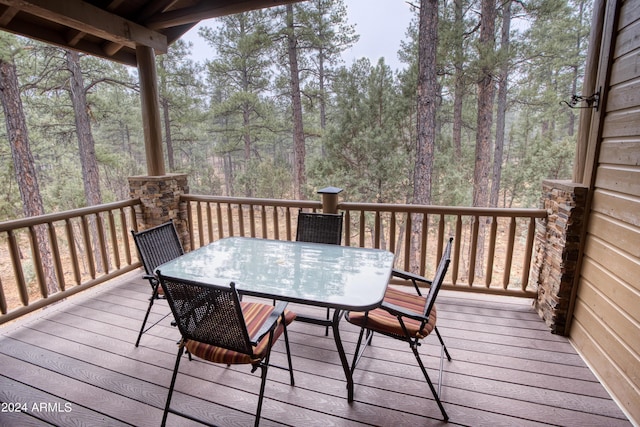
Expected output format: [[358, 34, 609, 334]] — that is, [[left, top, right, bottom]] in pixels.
[[0, 272, 631, 427]]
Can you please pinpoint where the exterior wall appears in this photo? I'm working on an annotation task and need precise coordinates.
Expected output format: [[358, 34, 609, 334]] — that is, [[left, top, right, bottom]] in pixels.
[[571, 0, 640, 423], [533, 181, 588, 334]]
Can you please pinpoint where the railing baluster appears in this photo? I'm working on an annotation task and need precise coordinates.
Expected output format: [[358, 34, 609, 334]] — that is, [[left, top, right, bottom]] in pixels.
[[359, 211, 365, 247], [207, 202, 213, 243], [249, 204, 256, 237], [108, 211, 120, 270], [486, 216, 498, 287], [273, 206, 279, 240], [226, 203, 234, 237], [285, 207, 292, 241], [28, 226, 47, 298], [452, 215, 462, 285], [344, 210, 351, 246], [468, 216, 480, 286], [120, 208, 132, 265], [238, 204, 245, 237], [197, 201, 204, 247], [66, 218, 81, 286], [216, 202, 223, 239], [48, 222, 66, 291], [81, 215, 95, 279], [503, 217, 517, 289], [261, 206, 267, 238], [374, 211, 381, 249], [389, 212, 396, 255], [521, 218, 536, 291], [420, 213, 428, 277], [437, 214, 445, 262], [403, 213, 411, 272], [8, 230, 28, 306], [96, 213, 109, 274], [0, 277, 6, 315]]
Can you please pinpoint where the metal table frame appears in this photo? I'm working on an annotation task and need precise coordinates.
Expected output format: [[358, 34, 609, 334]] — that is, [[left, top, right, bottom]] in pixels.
[[157, 236, 395, 402]]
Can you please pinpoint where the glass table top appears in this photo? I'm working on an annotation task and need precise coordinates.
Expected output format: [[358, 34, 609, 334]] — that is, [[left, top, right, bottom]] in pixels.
[[157, 237, 395, 311]]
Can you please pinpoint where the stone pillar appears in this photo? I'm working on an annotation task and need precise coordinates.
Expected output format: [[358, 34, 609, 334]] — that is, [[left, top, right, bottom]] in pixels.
[[128, 174, 190, 251], [532, 180, 588, 335]]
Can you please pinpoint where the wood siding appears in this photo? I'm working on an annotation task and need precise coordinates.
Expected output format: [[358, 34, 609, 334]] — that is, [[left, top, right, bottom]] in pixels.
[[572, 0, 640, 423]]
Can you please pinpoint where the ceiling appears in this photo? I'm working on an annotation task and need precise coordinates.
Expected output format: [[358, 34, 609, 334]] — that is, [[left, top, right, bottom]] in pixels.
[[0, 0, 304, 67]]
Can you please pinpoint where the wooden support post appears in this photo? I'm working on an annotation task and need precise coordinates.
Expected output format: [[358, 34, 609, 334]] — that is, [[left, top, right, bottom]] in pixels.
[[136, 45, 165, 176]]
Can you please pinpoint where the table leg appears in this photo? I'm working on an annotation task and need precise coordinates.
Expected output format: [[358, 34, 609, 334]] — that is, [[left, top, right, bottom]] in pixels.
[[331, 308, 354, 402]]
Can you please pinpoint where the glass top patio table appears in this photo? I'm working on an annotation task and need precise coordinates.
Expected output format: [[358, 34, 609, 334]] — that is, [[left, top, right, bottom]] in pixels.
[[156, 236, 395, 402], [156, 236, 395, 311]]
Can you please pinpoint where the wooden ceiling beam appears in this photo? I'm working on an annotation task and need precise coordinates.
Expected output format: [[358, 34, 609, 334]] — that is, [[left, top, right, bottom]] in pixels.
[[0, 0, 167, 53], [144, 0, 305, 30]]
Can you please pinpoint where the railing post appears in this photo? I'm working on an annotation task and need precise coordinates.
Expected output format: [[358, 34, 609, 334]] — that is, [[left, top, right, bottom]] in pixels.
[[318, 186, 342, 214]]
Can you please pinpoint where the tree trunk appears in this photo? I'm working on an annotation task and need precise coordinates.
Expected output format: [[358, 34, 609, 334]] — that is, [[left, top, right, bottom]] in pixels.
[[490, 0, 511, 208], [452, 0, 464, 158], [161, 96, 174, 171], [66, 50, 105, 272], [472, 0, 497, 277], [0, 58, 58, 295], [287, 4, 307, 200], [411, 0, 439, 273]]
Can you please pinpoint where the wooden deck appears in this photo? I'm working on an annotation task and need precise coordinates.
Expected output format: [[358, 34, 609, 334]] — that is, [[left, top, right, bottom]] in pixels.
[[0, 272, 631, 427]]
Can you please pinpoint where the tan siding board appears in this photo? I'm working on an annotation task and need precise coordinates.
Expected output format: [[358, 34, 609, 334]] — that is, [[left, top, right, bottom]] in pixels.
[[584, 233, 640, 292], [606, 78, 640, 111], [588, 212, 640, 259], [591, 189, 640, 227], [577, 278, 640, 356], [581, 257, 640, 323], [619, 0, 640, 30], [602, 108, 640, 138], [610, 49, 640, 85], [594, 164, 640, 196], [599, 139, 640, 165], [571, 318, 640, 423], [614, 18, 640, 58]]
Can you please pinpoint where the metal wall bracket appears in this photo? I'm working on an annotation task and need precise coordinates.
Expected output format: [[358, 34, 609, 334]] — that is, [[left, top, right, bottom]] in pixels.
[[561, 87, 601, 111]]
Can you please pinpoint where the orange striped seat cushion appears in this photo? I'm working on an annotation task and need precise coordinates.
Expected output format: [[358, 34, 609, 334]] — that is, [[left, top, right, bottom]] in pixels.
[[186, 302, 296, 365], [348, 287, 437, 339]]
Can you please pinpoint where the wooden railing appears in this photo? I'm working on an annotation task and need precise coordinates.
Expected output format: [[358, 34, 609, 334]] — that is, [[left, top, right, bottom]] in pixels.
[[182, 195, 547, 297], [0, 194, 547, 324], [0, 199, 142, 325]]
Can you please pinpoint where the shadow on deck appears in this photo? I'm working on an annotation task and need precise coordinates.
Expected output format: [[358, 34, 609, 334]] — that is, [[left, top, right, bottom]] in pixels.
[[0, 272, 631, 426]]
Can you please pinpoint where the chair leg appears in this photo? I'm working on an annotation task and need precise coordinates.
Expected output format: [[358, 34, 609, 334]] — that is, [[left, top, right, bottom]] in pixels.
[[411, 343, 449, 422], [161, 344, 185, 427], [350, 327, 373, 374], [434, 326, 451, 361], [282, 318, 295, 386], [135, 287, 159, 347]]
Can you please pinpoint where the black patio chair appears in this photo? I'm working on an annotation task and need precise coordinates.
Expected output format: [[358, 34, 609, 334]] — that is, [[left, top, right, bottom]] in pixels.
[[295, 211, 343, 335], [131, 221, 184, 347], [346, 237, 453, 421], [156, 274, 296, 427]]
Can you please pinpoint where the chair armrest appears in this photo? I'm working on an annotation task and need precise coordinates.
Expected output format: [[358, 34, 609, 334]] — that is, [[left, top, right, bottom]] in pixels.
[[380, 301, 429, 323], [250, 301, 289, 345], [392, 268, 432, 295], [143, 274, 158, 285]]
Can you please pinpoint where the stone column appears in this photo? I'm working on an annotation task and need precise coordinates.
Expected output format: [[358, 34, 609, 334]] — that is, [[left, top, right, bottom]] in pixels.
[[531, 180, 588, 335], [128, 174, 190, 251]]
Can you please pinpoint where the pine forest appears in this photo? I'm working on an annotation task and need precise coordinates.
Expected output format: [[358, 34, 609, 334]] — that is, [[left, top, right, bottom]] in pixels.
[[0, 0, 592, 222]]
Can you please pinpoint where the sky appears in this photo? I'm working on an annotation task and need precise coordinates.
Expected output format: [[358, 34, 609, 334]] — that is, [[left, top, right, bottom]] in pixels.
[[180, 0, 415, 71]]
